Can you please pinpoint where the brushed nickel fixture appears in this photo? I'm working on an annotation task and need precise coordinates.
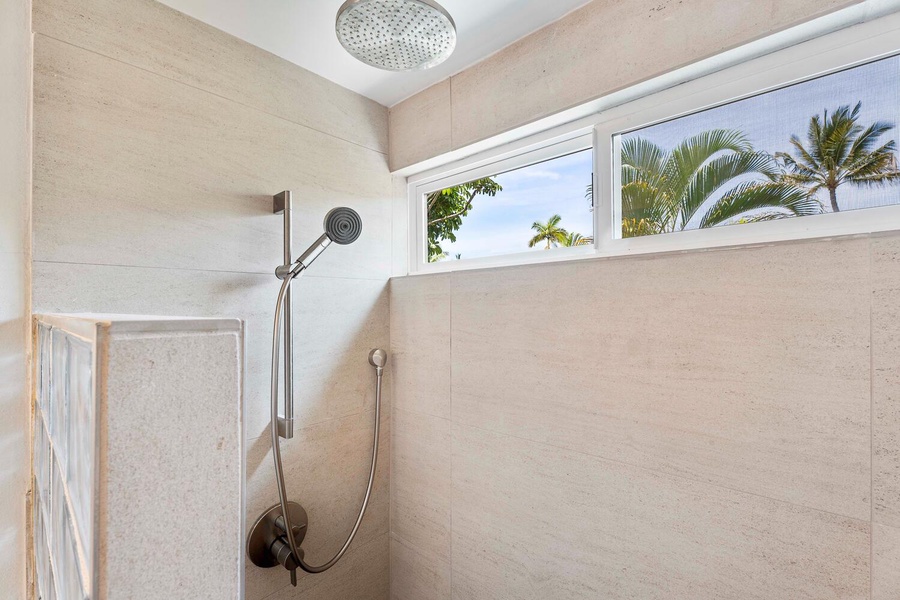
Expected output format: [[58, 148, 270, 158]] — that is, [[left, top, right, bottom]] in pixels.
[[247, 191, 386, 587], [335, 0, 457, 71]]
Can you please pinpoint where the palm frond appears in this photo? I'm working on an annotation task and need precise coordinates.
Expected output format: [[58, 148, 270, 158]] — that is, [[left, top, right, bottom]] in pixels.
[[698, 182, 822, 229], [680, 151, 778, 224]]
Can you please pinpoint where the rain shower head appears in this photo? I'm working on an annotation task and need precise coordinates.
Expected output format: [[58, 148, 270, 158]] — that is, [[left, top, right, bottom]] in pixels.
[[335, 0, 457, 72], [324, 207, 362, 245]]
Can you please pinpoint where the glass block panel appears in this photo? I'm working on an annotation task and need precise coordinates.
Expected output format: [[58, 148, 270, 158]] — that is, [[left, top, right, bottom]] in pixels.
[[44, 569, 57, 600], [38, 323, 51, 417], [66, 336, 94, 559], [63, 519, 86, 600], [34, 486, 50, 600], [50, 329, 69, 470], [50, 458, 66, 565], [34, 414, 51, 507]]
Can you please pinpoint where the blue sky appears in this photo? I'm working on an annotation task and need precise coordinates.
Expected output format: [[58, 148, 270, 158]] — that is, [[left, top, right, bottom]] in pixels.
[[437, 55, 900, 260], [626, 54, 900, 218], [437, 149, 594, 260]]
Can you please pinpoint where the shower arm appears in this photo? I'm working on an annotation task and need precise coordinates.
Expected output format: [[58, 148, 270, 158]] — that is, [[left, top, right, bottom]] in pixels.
[[270, 272, 383, 578]]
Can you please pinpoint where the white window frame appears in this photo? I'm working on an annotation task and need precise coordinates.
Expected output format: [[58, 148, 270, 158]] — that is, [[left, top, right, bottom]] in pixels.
[[406, 7, 900, 275], [411, 133, 596, 273]]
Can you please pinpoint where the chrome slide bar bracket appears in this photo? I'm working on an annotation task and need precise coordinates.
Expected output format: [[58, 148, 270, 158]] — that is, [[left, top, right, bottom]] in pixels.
[[273, 191, 295, 440]]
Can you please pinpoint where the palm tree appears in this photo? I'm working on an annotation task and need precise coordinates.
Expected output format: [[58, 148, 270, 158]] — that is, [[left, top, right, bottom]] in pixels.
[[775, 102, 900, 212], [528, 214, 569, 249], [621, 129, 821, 237], [560, 232, 592, 247]]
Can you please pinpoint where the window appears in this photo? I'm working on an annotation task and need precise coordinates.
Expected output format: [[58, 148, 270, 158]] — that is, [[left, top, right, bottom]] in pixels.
[[613, 55, 900, 240], [408, 12, 900, 274], [425, 147, 593, 263]]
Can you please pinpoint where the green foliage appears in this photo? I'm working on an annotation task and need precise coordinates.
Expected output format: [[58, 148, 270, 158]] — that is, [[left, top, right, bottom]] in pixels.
[[560, 232, 592, 247], [528, 214, 569, 249], [426, 177, 502, 262], [620, 129, 821, 237], [776, 102, 900, 212]]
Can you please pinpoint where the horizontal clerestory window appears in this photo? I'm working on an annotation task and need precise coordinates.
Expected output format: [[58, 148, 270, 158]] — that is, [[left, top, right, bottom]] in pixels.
[[425, 147, 594, 263], [408, 14, 900, 274], [612, 55, 900, 240]]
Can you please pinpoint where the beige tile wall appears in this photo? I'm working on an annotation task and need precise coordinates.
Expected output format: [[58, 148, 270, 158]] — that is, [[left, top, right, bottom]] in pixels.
[[390, 235, 900, 600], [388, 0, 864, 170], [0, 0, 30, 597], [30, 0, 392, 598]]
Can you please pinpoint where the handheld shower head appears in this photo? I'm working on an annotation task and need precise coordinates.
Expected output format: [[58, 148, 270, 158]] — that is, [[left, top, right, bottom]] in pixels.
[[324, 207, 362, 245], [276, 207, 363, 279]]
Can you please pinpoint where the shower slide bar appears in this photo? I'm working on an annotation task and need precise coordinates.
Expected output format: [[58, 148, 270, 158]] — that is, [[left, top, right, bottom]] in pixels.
[[247, 191, 385, 587]]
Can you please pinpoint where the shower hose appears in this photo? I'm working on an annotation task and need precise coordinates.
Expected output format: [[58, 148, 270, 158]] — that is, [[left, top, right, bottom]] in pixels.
[[269, 272, 382, 574]]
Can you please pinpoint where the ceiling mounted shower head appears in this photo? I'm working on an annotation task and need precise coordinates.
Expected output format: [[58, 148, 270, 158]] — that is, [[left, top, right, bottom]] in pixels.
[[335, 0, 457, 72]]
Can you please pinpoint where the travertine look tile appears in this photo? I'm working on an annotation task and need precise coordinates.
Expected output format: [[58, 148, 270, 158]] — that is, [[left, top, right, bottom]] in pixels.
[[451, 238, 871, 520], [874, 523, 900, 600], [0, 256, 28, 598], [451, 423, 870, 600], [442, 0, 860, 151], [32, 35, 392, 280], [32, 0, 388, 153], [31, 262, 389, 441], [391, 176, 409, 276], [245, 410, 390, 600], [262, 533, 391, 600], [873, 234, 900, 527], [390, 274, 451, 419], [392, 409, 451, 561], [389, 79, 452, 170], [391, 535, 451, 600]]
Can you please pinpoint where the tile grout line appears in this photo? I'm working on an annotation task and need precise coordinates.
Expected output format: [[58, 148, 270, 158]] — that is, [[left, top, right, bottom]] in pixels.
[[453, 417, 874, 526], [448, 272, 455, 599], [870, 236, 875, 600], [33, 33, 390, 158], [32, 258, 391, 282], [244, 406, 383, 444], [387, 278, 394, 599]]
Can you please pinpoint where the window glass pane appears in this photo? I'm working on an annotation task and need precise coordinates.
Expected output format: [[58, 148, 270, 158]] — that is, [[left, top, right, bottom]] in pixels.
[[614, 54, 900, 238], [426, 148, 593, 262]]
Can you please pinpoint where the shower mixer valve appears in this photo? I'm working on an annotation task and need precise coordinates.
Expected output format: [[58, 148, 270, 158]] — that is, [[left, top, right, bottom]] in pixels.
[[247, 501, 309, 586]]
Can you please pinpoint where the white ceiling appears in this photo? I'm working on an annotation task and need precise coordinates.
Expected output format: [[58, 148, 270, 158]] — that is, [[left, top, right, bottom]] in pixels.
[[155, 0, 593, 106]]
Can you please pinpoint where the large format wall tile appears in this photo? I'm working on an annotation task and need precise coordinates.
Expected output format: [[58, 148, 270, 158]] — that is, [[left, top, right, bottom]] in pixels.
[[0, 256, 28, 598], [450, 0, 859, 149], [392, 409, 451, 561], [245, 410, 391, 600], [263, 533, 391, 600], [390, 274, 451, 419], [451, 238, 871, 520], [388, 79, 452, 171], [32, 261, 389, 440], [391, 535, 451, 600], [32, 35, 393, 280], [874, 523, 900, 600], [451, 423, 870, 600], [32, 0, 388, 153], [873, 234, 900, 527], [389, 0, 861, 163]]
